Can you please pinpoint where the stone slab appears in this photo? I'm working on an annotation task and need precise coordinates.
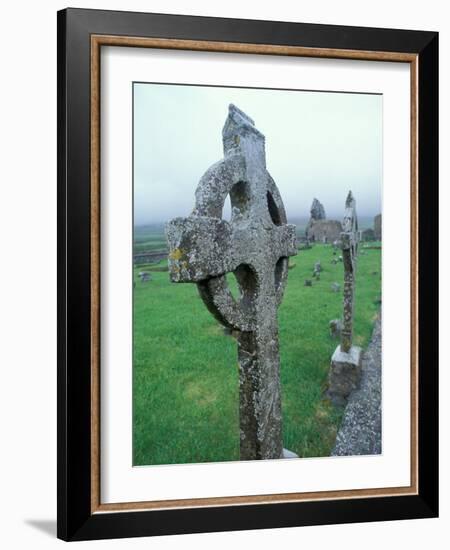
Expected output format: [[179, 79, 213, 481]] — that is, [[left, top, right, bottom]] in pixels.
[[282, 448, 299, 459], [332, 314, 382, 456], [328, 345, 362, 405]]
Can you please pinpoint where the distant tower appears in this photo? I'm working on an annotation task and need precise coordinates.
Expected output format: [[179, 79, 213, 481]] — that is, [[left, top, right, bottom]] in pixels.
[[310, 198, 326, 221]]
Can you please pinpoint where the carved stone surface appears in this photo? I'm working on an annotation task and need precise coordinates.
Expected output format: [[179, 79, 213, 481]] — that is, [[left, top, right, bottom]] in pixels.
[[328, 191, 361, 404], [328, 346, 362, 406], [166, 104, 297, 460], [340, 191, 359, 353], [332, 313, 382, 455]]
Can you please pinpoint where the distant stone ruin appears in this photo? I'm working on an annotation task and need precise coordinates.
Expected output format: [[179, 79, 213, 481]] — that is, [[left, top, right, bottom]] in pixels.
[[306, 219, 343, 243], [374, 213, 382, 241], [310, 198, 326, 221], [361, 228, 376, 242], [305, 198, 342, 242]]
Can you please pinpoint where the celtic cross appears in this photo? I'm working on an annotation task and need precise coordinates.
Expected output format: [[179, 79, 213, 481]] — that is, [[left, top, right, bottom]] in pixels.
[[328, 191, 362, 404], [340, 191, 359, 353], [166, 104, 297, 460]]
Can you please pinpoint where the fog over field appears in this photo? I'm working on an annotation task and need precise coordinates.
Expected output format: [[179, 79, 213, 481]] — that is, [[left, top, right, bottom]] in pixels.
[[134, 83, 382, 225]]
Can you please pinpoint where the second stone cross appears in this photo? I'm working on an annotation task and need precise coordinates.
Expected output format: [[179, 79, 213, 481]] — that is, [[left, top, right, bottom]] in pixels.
[[328, 191, 362, 405], [166, 104, 297, 460]]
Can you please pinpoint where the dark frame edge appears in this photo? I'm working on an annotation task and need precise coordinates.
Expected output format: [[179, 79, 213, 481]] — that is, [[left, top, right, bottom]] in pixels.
[[68, 495, 437, 542], [57, 7, 439, 541], [57, 8, 68, 542], [417, 32, 439, 518], [57, 7, 94, 541]]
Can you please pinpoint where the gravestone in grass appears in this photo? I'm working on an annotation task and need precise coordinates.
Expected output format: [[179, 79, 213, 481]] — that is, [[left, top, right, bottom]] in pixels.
[[166, 104, 298, 460], [328, 191, 362, 405]]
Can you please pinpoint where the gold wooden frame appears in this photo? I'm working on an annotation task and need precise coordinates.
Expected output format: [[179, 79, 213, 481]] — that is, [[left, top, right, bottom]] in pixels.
[[90, 35, 419, 514]]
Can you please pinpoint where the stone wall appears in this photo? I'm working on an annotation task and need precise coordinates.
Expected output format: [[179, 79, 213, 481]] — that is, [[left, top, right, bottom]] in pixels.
[[361, 228, 376, 242], [134, 249, 168, 265], [306, 219, 343, 243]]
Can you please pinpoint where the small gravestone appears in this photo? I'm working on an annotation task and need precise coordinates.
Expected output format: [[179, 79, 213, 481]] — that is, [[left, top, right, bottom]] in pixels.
[[139, 271, 151, 283], [328, 191, 362, 405], [329, 319, 342, 338], [166, 104, 298, 460], [331, 258, 338, 265], [331, 282, 340, 292], [304, 279, 313, 287]]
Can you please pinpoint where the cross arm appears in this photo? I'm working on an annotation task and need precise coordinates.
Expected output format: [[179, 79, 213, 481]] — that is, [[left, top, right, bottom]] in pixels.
[[166, 216, 232, 283], [274, 224, 298, 258]]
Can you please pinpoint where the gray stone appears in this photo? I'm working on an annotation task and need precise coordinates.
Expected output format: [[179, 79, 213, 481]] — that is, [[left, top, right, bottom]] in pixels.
[[306, 219, 343, 243], [305, 199, 343, 243], [340, 191, 359, 353], [328, 191, 362, 403], [329, 319, 342, 338], [304, 279, 312, 287], [374, 213, 382, 241], [138, 271, 151, 282], [332, 314, 382, 455], [313, 260, 322, 280], [310, 198, 326, 221], [361, 228, 375, 242], [282, 448, 299, 459], [166, 104, 297, 461], [328, 346, 362, 405], [331, 282, 340, 292]]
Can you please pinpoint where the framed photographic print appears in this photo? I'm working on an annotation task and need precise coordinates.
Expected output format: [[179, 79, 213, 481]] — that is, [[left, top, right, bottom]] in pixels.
[[57, 8, 438, 541]]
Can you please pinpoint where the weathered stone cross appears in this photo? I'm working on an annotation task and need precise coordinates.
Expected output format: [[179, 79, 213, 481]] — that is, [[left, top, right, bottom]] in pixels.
[[328, 191, 362, 405], [341, 191, 359, 353], [166, 104, 297, 460]]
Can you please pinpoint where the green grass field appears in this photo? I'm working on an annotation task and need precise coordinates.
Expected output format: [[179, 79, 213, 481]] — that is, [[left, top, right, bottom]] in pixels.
[[133, 242, 381, 466]]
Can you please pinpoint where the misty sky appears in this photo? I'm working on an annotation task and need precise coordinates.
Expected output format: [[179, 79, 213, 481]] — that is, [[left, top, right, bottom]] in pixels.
[[133, 83, 382, 225]]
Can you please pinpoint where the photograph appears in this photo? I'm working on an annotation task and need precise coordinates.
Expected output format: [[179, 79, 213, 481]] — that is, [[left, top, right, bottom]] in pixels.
[[132, 82, 383, 467]]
